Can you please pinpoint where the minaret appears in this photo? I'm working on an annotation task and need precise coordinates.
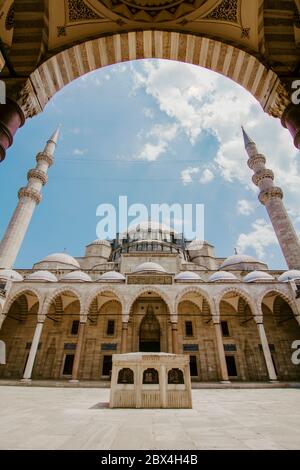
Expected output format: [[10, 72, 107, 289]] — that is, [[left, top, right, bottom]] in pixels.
[[0, 129, 59, 269], [242, 127, 300, 269]]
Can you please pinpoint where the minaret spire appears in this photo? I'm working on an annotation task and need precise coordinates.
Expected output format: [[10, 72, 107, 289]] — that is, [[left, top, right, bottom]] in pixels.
[[241, 126, 255, 149], [0, 129, 59, 269], [242, 128, 300, 269]]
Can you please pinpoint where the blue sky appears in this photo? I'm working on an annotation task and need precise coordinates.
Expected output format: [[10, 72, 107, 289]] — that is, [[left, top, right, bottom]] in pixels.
[[1, 59, 300, 269]]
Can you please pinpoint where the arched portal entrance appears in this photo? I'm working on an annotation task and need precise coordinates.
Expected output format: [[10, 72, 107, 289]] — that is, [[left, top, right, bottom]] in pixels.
[[139, 304, 161, 352], [129, 290, 171, 353]]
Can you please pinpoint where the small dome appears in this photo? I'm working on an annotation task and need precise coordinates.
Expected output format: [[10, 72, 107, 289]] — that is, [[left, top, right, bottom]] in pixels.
[[278, 270, 300, 283], [60, 271, 92, 282], [220, 254, 259, 269], [132, 262, 166, 274], [209, 271, 238, 282], [175, 271, 203, 281], [39, 253, 80, 268], [87, 239, 111, 247], [97, 271, 125, 282], [0, 269, 23, 282], [244, 271, 274, 283], [26, 271, 57, 282]]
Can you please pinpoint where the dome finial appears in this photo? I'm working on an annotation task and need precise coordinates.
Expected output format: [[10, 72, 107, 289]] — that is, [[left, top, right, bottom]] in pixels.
[[241, 126, 255, 148]]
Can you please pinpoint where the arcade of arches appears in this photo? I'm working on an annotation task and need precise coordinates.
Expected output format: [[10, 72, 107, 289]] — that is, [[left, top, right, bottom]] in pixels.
[[0, 0, 300, 162], [1, 286, 300, 382]]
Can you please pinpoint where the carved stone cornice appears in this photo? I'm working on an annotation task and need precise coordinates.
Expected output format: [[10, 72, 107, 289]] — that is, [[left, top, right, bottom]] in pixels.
[[247, 154, 266, 170], [27, 169, 48, 186], [18, 187, 42, 205], [259, 187, 283, 206], [252, 169, 274, 187], [36, 152, 54, 167]]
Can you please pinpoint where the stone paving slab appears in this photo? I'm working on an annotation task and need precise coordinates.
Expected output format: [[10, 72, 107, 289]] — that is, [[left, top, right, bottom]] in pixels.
[[0, 387, 299, 450]]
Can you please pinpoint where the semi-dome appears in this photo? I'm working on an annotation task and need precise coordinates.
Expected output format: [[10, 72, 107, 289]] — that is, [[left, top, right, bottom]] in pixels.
[[209, 271, 238, 282], [132, 262, 166, 274], [175, 271, 203, 281], [60, 271, 92, 282], [35, 253, 80, 269], [0, 269, 23, 282], [97, 271, 125, 282], [278, 270, 300, 283], [244, 271, 274, 283], [26, 271, 57, 282]]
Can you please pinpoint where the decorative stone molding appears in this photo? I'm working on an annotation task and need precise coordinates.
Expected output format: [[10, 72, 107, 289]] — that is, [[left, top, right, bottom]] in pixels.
[[36, 151, 54, 167], [21, 31, 288, 120], [84, 286, 125, 312], [259, 187, 283, 206], [18, 187, 42, 205], [27, 169, 48, 186], [68, 0, 101, 22], [247, 154, 266, 170], [215, 286, 256, 313], [252, 169, 274, 186], [205, 0, 238, 23]]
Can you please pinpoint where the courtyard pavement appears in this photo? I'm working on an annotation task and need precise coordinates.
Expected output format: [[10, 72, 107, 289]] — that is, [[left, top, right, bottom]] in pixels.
[[0, 386, 300, 450]]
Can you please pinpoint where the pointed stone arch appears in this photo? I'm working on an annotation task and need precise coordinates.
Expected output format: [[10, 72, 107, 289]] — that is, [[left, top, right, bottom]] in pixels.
[[84, 286, 125, 313], [175, 286, 213, 314], [44, 287, 82, 315], [22, 30, 289, 119], [127, 287, 173, 321], [3, 287, 42, 315], [216, 287, 256, 314]]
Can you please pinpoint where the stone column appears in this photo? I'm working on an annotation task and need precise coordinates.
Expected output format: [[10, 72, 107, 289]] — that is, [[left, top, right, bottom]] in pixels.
[[70, 321, 86, 383], [121, 322, 128, 353], [214, 322, 230, 383], [21, 321, 44, 381], [159, 364, 167, 408], [0, 98, 25, 163], [243, 128, 300, 269], [171, 323, 179, 354], [256, 321, 277, 382], [281, 103, 300, 150], [0, 313, 6, 331]]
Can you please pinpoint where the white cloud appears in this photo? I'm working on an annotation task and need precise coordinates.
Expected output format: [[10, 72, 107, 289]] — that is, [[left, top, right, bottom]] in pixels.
[[132, 60, 300, 224], [73, 148, 87, 156], [134, 123, 178, 161], [200, 168, 214, 184], [142, 108, 154, 119], [237, 199, 255, 216], [237, 219, 278, 259], [181, 167, 199, 185]]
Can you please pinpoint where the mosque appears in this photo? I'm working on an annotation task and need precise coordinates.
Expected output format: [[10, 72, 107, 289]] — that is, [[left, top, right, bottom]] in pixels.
[[0, 127, 300, 384]]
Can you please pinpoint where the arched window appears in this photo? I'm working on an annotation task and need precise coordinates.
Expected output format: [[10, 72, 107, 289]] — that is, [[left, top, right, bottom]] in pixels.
[[117, 368, 134, 384], [143, 368, 159, 384], [168, 368, 184, 384]]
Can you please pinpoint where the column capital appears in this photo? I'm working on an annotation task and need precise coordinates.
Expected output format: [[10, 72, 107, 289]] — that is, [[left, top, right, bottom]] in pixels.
[[281, 103, 300, 149], [0, 98, 26, 162]]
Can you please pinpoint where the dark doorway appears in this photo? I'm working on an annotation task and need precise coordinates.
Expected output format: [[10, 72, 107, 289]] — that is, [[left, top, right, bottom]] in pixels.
[[189, 355, 198, 376], [102, 355, 112, 376], [226, 355, 238, 377], [139, 304, 160, 352], [63, 354, 74, 375]]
